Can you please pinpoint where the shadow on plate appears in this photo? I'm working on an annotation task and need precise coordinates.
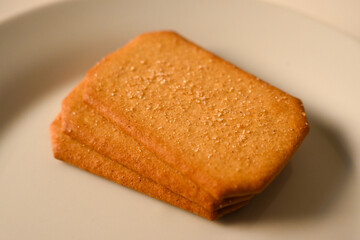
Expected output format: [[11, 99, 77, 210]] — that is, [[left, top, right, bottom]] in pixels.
[[219, 115, 353, 224]]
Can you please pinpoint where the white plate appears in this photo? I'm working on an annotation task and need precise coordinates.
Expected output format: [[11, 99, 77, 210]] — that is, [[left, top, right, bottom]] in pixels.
[[1, 0, 359, 239]]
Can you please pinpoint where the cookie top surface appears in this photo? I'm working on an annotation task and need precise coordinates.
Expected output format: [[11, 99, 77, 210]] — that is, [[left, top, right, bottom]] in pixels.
[[84, 31, 309, 198]]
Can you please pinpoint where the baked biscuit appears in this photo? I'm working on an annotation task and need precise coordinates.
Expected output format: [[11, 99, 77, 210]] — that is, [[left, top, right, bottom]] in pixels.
[[50, 116, 250, 220], [83, 31, 310, 199], [61, 82, 253, 211]]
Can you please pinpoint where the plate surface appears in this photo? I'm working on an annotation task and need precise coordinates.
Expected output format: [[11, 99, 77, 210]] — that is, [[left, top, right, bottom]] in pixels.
[[0, 0, 359, 239]]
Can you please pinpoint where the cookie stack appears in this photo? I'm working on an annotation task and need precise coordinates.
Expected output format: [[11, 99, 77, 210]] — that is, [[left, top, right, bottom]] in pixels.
[[50, 31, 309, 220]]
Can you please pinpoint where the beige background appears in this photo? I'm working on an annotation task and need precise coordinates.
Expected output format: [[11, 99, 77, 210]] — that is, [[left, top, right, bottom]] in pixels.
[[1, 0, 360, 40]]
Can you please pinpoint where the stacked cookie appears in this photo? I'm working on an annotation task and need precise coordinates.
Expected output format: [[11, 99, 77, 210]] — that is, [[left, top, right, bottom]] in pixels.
[[50, 31, 309, 220]]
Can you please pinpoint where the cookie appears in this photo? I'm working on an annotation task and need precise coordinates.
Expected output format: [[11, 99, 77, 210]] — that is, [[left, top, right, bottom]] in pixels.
[[83, 31, 310, 199], [61, 82, 252, 211], [50, 115, 250, 220]]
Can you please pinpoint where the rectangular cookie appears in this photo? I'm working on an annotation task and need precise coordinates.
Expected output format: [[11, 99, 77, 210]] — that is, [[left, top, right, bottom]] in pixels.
[[83, 31, 310, 199], [50, 116, 250, 220], [61, 82, 252, 211]]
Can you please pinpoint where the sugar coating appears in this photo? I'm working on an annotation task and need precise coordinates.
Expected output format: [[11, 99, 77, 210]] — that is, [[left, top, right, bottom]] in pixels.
[[84, 31, 309, 199]]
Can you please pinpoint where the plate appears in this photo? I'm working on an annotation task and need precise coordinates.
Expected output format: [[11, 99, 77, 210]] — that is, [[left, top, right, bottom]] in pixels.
[[0, 0, 359, 239]]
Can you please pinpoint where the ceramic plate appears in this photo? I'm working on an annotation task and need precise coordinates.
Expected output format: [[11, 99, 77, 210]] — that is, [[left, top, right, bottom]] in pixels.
[[0, 0, 359, 239]]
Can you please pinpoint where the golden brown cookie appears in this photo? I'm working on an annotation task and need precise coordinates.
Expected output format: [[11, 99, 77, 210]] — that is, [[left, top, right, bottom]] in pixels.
[[83, 31, 310, 199], [50, 116, 250, 220], [61, 82, 252, 211]]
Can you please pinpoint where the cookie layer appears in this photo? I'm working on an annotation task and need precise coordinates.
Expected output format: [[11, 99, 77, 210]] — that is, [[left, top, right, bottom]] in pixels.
[[61, 82, 252, 211], [83, 31, 310, 199], [50, 116, 250, 220]]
